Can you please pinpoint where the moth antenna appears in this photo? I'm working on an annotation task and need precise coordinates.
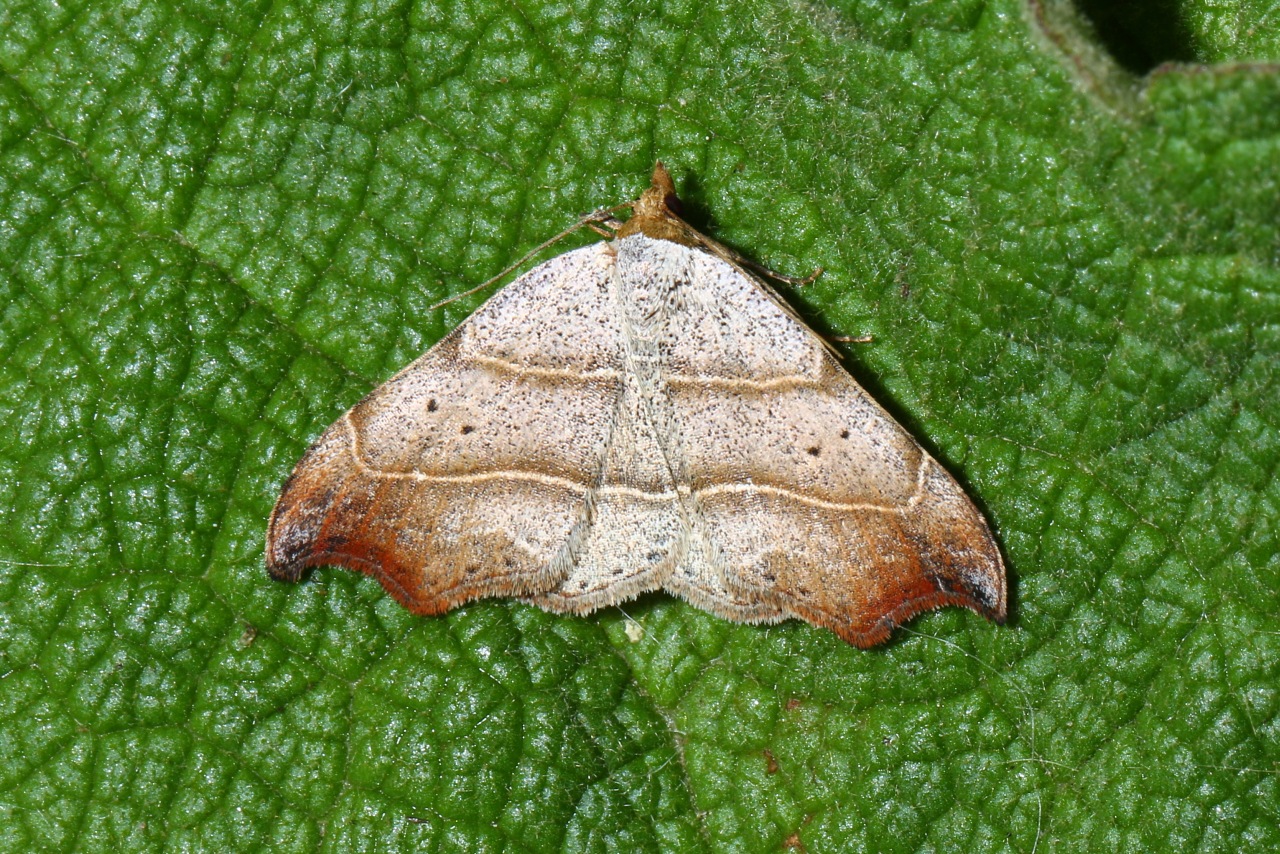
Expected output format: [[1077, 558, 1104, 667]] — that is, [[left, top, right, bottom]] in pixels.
[[429, 202, 637, 312], [748, 261, 824, 287]]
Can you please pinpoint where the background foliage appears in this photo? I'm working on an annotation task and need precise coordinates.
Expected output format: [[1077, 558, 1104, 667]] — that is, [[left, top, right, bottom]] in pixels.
[[1, 0, 1278, 850]]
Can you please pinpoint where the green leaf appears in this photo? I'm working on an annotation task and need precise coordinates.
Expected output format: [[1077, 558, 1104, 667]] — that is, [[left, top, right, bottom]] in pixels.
[[2, 0, 1278, 851]]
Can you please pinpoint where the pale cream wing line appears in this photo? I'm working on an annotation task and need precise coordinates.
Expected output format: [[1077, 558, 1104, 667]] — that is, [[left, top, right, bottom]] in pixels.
[[468, 355, 623, 383], [464, 357, 832, 392], [696, 463, 929, 511], [341, 409, 928, 513], [663, 374, 825, 392]]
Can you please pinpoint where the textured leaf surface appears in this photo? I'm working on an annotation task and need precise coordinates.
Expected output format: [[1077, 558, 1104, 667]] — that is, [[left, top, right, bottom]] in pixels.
[[2, 0, 1278, 851]]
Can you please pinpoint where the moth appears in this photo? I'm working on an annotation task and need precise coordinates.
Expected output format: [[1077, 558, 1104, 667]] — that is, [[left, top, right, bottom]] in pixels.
[[267, 164, 1005, 647]]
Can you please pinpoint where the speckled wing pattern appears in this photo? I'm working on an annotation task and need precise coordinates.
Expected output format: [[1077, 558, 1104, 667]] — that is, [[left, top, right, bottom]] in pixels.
[[267, 166, 1006, 647]]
